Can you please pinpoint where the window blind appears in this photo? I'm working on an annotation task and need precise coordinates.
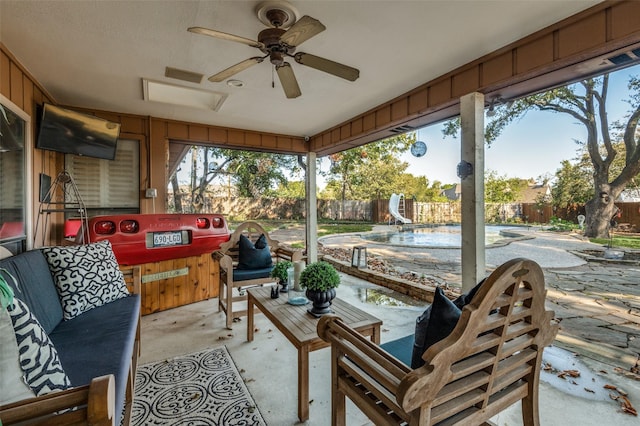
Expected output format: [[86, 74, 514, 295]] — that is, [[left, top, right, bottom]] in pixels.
[[65, 139, 139, 209]]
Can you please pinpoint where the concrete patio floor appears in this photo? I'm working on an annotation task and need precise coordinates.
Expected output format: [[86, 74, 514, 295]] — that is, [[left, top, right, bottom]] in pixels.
[[137, 225, 640, 425]]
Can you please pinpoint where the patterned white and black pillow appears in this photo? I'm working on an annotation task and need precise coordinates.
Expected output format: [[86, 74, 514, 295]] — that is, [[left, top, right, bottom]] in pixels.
[[0, 306, 36, 404], [7, 298, 71, 395], [42, 241, 129, 320]]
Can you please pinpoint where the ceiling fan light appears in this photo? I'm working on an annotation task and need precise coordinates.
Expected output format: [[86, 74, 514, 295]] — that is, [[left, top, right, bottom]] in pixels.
[[270, 51, 285, 66]]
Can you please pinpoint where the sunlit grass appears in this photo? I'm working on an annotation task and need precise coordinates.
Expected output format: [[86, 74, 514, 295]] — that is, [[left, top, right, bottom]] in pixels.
[[590, 235, 640, 249], [228, 220, 373, 237], [317, 223, 373, 236]]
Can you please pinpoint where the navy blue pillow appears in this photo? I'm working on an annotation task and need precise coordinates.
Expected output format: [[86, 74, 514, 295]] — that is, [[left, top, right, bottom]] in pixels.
[[411, 287, 460, 369], [237, 234, 273, 270], [453, 278, 485, 309], [410, 279, 486, 369], [254, 233, 268, 249]]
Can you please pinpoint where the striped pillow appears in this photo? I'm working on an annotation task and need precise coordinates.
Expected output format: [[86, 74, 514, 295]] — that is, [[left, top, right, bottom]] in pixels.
[[7, 298, 71, 395]]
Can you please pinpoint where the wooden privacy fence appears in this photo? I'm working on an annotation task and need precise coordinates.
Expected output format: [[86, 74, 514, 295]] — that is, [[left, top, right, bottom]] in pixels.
[[170, 196, 640, 228]]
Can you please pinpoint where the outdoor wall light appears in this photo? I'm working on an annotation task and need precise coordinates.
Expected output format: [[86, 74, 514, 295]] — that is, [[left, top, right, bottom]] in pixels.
[[457, 161, 473, 179], [486, 98, 497, 117], [351, 246, 368, 269], [486, 96, 514, 117]]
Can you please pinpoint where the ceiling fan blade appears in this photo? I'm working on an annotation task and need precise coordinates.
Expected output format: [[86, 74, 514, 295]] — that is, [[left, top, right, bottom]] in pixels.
[[294, 53, 359, 81], [279, 15, 326, 47], [276, 63, 301, 99], [188, 27, 265, 49], [208, 57, 264, 82]]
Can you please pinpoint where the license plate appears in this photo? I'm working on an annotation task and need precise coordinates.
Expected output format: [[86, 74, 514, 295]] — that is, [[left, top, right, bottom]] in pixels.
[[152, 231, 183, 247]]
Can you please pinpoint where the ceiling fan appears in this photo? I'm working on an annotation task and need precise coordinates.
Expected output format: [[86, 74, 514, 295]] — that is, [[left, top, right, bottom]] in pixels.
[[188, 1, 360, 99]]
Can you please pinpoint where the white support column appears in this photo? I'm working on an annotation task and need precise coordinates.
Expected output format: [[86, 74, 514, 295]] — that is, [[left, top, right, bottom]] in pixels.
[[305, 152, 318, 263], [460, 92, 485, 293]]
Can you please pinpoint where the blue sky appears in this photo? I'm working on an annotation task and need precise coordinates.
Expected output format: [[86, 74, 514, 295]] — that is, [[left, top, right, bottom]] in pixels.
[[401, 63, 640, 185]]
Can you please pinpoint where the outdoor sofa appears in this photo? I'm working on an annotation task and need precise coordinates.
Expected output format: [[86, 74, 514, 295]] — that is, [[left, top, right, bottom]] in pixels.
[[0, 241, 141, 426]]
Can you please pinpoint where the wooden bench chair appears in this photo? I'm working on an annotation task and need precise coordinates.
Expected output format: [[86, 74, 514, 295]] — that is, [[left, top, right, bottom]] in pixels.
[[212, 221, 303, 329], [317, 258, 558, 426]]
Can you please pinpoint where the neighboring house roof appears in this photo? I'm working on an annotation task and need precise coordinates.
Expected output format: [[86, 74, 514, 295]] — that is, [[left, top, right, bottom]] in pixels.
[[617, 189, 640, 202], [518, 183, 552, 203], [441, 184, 462, 201]]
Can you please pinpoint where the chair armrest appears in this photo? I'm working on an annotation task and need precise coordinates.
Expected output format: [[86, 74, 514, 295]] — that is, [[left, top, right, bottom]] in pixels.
[[130, 265, 141, 295], [212, 251, 233, 272], [275, 246, 303, 262], [317, 315, 411, 399], [120, 265, 141, 295], [0, 375, 116, 426]]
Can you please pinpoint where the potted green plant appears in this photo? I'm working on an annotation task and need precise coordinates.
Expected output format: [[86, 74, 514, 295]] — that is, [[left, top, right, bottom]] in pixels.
[[271, 260, 293, 292], [299, 261, 340, 317]]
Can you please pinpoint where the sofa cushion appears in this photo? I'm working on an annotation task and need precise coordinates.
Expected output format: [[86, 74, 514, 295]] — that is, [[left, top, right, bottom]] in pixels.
[[237, 234, 273, 270], [42, 241, 129, 320], [49, 294, 140, 422], [232, 266, 274, 282], [7, 298, 72, 396], [0, 251, 63, 334], [0, 306, 35, 404]]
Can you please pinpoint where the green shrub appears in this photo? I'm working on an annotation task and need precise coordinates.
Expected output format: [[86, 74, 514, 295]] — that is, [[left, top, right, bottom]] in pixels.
[[271, 260, 293, 283], [299, 261, 340, 291]]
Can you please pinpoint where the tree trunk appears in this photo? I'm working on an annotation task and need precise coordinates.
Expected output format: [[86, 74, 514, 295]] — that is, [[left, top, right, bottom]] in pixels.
[[170, 175, 183, 213], [584, 197, 612, 238], [583, 183, 620, 238], [340, 180, 346, 220]]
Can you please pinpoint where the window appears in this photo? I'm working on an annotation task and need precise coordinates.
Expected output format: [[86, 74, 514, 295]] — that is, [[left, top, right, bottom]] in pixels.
[[65, 139, 140, 215], [0, 98, 28, 254]]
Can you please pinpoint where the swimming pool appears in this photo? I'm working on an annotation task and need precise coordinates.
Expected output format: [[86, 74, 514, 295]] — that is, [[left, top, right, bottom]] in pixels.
[[360, 225, 522, 248]]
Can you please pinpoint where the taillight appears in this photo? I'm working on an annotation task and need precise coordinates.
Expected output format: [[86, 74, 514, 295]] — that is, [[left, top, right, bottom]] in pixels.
[[120, 220, 139, 233], [94, 221, 115, 235], [196, 218, 209, 229], [212, 217, 223, 228]]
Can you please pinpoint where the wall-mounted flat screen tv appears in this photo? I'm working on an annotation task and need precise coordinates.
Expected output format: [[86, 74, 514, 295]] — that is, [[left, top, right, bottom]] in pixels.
[[36, 103, 120, 160]]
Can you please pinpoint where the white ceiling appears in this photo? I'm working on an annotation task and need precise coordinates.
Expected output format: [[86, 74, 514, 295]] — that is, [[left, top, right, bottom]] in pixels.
[[0, 0, 602, 138]]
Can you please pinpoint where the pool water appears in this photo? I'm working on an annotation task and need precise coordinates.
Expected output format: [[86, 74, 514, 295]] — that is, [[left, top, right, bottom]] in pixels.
[[360, 225, 518, 248]]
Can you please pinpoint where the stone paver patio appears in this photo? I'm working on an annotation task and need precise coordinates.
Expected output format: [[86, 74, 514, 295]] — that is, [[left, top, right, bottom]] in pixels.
[[276, 225, 640, 370]]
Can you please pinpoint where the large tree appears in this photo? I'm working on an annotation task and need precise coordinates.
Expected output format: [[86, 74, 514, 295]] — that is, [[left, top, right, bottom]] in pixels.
[[446, 72, 640, 238], [550, 158, 593, 208], [484, 170, 528, 203], [321, 133, 414, 217], [169, 146, 299, 212]]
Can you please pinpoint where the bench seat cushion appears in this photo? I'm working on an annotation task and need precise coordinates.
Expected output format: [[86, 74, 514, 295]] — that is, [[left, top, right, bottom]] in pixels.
[[48, 294, 140, 420], [0, 250, 63, 334], [380, 334, 413, 367], [232, 266, 274, 282]]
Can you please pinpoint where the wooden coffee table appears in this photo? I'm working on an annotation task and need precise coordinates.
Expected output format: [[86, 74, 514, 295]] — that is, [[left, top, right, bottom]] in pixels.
[[247, 286, 382, 422]]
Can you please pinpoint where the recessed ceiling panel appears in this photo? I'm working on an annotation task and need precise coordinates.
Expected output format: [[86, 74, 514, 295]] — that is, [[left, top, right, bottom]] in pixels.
[[142, 79, 227, 111]]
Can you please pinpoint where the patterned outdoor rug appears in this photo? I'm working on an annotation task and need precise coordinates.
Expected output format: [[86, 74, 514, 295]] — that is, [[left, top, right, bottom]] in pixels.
[[131, 346, 266, 425]]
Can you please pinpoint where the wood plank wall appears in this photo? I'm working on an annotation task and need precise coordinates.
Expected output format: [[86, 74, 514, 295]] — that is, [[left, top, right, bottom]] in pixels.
[[121, 253, 219, 316], [1, 43, 60, 247]]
